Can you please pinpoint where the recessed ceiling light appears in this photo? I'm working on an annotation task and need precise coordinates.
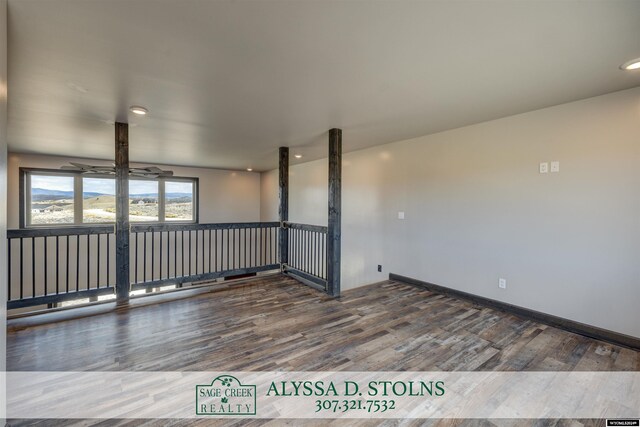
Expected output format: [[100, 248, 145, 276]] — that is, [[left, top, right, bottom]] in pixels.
[[247, 168, 253, 172], [620, 58, 640, 70], [294, 154, 303, 159], [129, 105, 148, 115]]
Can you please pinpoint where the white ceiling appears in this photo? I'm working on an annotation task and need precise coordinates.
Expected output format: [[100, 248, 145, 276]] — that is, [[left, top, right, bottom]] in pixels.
[[7, 0, 640, 171]]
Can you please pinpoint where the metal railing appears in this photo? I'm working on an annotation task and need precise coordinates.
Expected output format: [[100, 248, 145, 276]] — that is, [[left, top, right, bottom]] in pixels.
[[283, 222, 328, 291], [7, 226, 116, 309], [130, 222, 279, 291], [7, 222, 280, 310]]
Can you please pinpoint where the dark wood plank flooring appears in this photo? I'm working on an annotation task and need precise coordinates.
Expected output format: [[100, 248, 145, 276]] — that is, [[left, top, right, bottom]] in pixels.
[[7, 274, 639, 372]]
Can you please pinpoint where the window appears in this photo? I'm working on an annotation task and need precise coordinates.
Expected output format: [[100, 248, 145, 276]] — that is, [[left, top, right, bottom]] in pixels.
[[165, 180, 194, 221], [83, 177, 116, 223], [129, 180, 159, 222], [23, 169, 198, 227], [29, 174, 75, 225]]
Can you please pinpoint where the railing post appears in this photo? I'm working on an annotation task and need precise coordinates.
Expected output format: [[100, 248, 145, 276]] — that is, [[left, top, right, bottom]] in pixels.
[[115, 122, 130, 305], [279, 147, 289, 269], [327, 128, 342, 297]]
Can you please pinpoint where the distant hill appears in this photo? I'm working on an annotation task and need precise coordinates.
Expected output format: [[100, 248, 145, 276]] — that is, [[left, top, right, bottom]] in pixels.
[[31, 188, 76, 201], [32, 188, 192, 201], [32, 188, 74, 197]]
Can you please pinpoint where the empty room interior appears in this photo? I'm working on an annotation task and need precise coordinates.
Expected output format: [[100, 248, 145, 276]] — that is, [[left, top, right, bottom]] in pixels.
[[1, 0, 640, 424]]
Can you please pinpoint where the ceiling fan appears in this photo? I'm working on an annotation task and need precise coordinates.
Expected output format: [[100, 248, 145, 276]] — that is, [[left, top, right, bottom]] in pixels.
[[60, 162, 174, 178]]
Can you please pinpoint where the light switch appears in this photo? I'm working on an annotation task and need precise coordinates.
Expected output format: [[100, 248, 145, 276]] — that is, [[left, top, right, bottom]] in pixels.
[[539, 162, 549, 174], [398, 211, 405, 220], [550, 161, 560, 173]]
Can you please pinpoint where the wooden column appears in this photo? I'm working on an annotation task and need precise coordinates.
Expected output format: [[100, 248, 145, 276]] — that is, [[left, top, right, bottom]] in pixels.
[[115, 122, 130, 304], [327, 128, 342, 297], [279, 147, 289, 269]]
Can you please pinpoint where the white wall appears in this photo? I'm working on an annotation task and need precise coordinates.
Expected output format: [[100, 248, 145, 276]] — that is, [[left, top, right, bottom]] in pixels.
[[261, 87, 640, 338], [8, 153, 262, 228], [0, 0, 8, 419]]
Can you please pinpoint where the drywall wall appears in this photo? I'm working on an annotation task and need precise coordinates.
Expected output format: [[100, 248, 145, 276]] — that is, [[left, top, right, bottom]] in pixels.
[[7, 153, 262, 228], [261, 87, 640, 338], [1, 0, 8, 419]]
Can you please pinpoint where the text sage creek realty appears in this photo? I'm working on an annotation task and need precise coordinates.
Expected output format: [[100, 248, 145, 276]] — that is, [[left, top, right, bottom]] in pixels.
[[267, 380, 446, 397]]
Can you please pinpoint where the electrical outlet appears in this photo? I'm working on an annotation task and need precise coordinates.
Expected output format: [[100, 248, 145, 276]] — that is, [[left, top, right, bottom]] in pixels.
[[550, 161, 560, 173], [377, 265, 382, 272], [398, 211, 405, 220], [498, 278, 507, 289], [539, 162, 549, 174]]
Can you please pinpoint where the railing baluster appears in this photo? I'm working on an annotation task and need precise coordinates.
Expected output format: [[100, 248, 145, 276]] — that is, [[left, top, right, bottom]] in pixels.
[[31, 238, 36, 298], [266, 227, 269, 265], [135, 232, 139, 284], [7, 239, 11, 301], [44, 237, 48, 296], [243, 228, 246, 268], [97, 234, 100, 288], [19, 238, 23, 299], [76, 235, 80, 292], [159, 231, 162, 280], [87, 234, 91, 290], [65, 236, 69, 293], [143, 232, 147, 283], [152, 231, 155, 282], [311, 231, 315, 277], [107, 234, 110, 286], [214, 229, 218, 273]]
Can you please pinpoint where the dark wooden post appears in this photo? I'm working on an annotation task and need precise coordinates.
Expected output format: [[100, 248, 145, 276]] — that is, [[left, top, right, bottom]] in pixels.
[[115, 122, 130, 304], [327, 128, 342, 297], [279, 147, 289, 269]]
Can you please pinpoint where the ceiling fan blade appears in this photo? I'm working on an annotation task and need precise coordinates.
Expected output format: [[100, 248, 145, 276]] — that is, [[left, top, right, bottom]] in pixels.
[[69, 162, 94, 169], [62, 162, 172, 178]]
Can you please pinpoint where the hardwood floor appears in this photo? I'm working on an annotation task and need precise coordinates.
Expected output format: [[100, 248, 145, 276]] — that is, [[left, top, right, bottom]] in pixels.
[[7, 274, 640, 372]]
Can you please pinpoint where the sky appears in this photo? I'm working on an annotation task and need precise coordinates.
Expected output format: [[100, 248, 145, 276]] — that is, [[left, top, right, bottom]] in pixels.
[[31, 175, 73, 192], [32, 175, 193, 195]]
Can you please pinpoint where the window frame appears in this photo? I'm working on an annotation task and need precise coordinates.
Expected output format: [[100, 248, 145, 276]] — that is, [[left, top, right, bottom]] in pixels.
[[20, 167, 199, 228]]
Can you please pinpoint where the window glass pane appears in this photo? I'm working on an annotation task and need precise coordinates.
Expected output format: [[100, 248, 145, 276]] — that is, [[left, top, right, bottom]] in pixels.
[[83, 178, 116, 223], [129, 180, 158, 222], [30, 175, 75, 225], [165, 181, 194, 221]]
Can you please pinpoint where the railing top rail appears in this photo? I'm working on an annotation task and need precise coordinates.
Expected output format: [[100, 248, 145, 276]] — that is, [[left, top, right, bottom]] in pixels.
[[284, 222, 328, 233], [7, 225, 115, 238], [130, 221, 280, 233], [6, 222, 281, 238]]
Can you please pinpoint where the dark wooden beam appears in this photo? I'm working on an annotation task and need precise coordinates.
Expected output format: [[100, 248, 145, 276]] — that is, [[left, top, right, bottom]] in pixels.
[[327, 128, 342, 297], [279, 147, 289, 268], [115, 122, 130, 305]]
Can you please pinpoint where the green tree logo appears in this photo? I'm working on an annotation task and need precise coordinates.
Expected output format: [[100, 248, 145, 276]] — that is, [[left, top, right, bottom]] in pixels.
[[196, 375, 256, 416]]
